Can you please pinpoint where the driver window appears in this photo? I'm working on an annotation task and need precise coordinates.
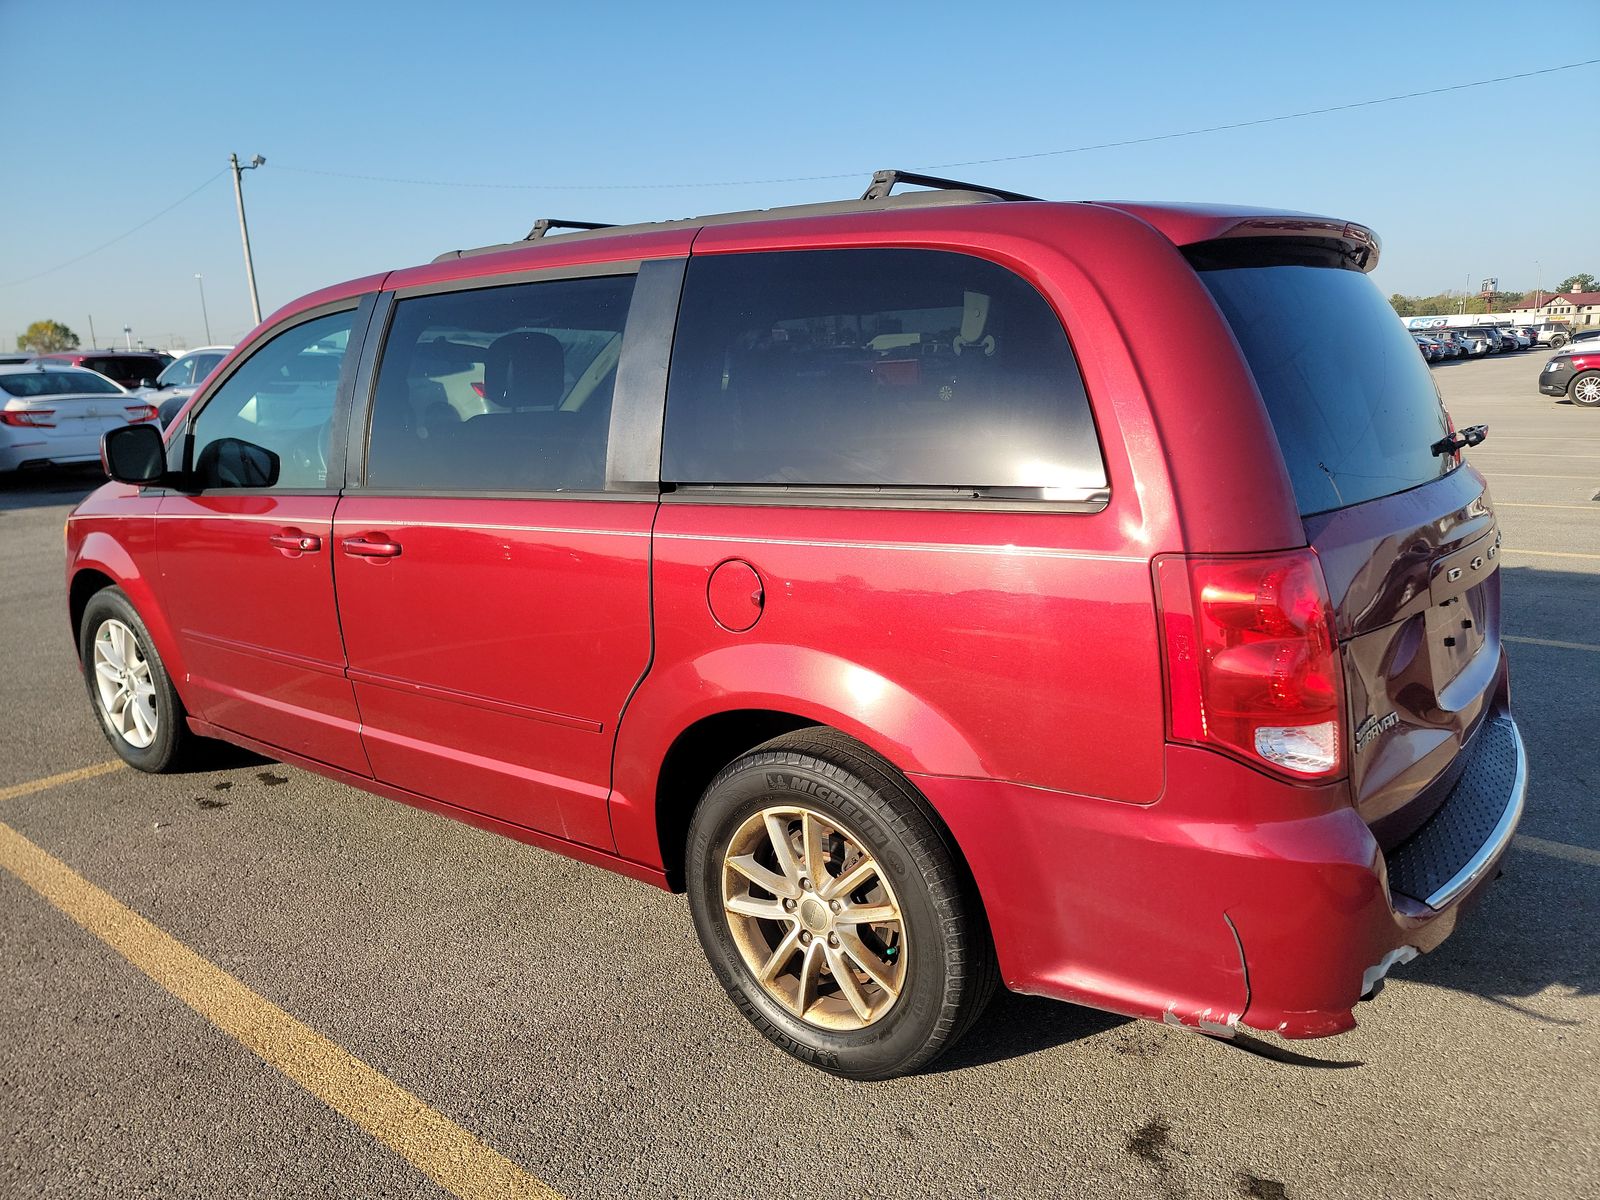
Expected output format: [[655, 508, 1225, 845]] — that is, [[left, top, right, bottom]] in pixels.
[[189, 310, 354, 491]]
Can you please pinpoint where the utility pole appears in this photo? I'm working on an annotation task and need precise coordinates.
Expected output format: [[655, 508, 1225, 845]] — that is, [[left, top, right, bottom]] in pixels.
[[122, 325, 132, 350], [230, 153, 266, 326], [88, 315, 97, 348], [195, 273, 212, 343]]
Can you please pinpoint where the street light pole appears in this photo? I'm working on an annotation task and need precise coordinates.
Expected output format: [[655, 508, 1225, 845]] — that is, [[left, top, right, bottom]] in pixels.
[[230, 153, 266, 326], [195, 273, 212, 343]]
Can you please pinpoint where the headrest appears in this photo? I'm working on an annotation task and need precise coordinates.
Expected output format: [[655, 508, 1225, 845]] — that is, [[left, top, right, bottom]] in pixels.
[[483, 331, 564, 410]]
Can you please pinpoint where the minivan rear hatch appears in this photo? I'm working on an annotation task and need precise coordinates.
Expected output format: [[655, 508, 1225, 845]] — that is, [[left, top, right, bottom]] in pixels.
[[1192, 239, 1505, 860]]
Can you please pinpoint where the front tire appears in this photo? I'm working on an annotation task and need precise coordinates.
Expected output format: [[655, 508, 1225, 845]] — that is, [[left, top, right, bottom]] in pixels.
[[686, 729, 996, 1079], [1570, 370, 1600, 407], [79, 587, 193, 772]]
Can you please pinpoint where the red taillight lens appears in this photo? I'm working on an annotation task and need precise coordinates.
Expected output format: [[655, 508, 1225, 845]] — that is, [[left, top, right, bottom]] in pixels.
[[124, 404, 159, 423], [469, 381, 485, 398], [1155, 549, 1344, 780], [0, 409, 55, 428]]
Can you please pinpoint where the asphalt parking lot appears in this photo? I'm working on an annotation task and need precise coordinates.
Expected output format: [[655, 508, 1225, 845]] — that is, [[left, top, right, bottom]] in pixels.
[[1, 350, 1595, 1199]]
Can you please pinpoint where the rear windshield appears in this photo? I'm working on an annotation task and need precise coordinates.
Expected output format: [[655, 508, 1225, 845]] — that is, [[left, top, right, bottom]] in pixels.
[[0, 370, 123, 397], [1194, 248, 1452, 516], [81, 356, 165, 386]]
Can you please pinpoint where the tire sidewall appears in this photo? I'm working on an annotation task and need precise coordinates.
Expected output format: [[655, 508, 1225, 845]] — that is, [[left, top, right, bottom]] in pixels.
[[1570, 370, 1600, 407], [687, 753, 950, 1078], [79, 588, 183, 770]]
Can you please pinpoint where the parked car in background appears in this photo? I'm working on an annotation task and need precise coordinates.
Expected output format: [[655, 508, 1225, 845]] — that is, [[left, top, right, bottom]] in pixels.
[[1539, 345, 1600, 406], [1456, 329, 1493, 356], [143, 345, 234, 428], [1413, 333, 1441, 361], [1532, 321, 1572, 347], [34, 350, 172, 391], [0, 353, 34, 366], [0, 364, 158, 473], [1568, 328, 1600, 347], [1428, 330, 1467, 358], [72, 173, 1525, 1080]]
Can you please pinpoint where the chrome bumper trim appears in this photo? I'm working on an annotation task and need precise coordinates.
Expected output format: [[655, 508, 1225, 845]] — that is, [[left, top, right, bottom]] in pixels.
[[1425, 718, 1527, 909]]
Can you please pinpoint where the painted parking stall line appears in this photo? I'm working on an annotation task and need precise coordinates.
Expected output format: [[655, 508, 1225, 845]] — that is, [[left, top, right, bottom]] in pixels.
[[0, 789, 560, 1200], [0, 761, 122, 803], [1515, 836, 1600, 868]]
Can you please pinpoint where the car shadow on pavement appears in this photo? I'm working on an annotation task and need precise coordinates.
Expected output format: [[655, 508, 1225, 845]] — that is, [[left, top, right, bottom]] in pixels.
[[925, 992, 1130, 1073], [0, 465, 106, 511]]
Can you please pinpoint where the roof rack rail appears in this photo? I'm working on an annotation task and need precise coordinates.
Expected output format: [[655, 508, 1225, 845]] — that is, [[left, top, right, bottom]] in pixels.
[[523, 218, 615, 240], [861, 168, 1040, 203]]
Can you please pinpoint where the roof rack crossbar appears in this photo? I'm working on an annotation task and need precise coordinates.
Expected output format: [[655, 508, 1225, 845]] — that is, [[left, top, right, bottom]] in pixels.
[[524, 218, 616, 240], [862, 168, 1040, 203]]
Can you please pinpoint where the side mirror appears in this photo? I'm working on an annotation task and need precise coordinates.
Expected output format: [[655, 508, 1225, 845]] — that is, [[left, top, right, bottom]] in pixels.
[[100, 424, 167, 485], [193, 436, 280, 489]]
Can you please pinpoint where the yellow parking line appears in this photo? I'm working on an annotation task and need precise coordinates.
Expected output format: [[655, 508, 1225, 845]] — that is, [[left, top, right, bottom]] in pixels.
[[0, 761, 123, 803], [0, 815, 560, 1200], [1501, 548, 1600, 561], [1506, 635, 1600, 654], [1516, 835, 1600, 868], [1497, 503, 1599, 511]]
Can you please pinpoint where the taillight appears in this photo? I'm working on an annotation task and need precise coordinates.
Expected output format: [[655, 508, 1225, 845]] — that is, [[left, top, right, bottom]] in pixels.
[[1155, 549, 1344, 780], [124, 404, 159, 423], [470, 381, 486, 398], [0, 409, 55, 428]]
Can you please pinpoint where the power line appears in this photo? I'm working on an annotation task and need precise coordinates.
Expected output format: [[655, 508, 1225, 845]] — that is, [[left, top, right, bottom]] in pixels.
[[271, 58, 1598, 193], [0, 171, 227, 288]]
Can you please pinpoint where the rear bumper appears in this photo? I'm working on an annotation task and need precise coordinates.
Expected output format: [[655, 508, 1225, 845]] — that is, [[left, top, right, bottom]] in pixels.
[[912, 715, 1526, 1041], [0, 433, 104, 472]]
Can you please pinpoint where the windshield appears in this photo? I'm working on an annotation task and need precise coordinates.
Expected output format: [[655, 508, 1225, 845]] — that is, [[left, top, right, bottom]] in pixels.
[[0, 370, 124, 398], [1194, 250, 1452, 516]]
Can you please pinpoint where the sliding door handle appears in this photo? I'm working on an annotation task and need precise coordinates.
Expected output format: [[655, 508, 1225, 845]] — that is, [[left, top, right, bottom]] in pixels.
[[342, 536, 402, 558]]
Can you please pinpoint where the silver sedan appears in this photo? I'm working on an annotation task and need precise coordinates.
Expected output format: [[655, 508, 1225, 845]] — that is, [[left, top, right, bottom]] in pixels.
[[0, 364, 159, 473]]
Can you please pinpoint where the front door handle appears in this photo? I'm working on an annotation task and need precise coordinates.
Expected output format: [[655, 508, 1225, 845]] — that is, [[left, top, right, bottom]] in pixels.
[[342, 535, 402, 558], [268, 530, 323, 555]]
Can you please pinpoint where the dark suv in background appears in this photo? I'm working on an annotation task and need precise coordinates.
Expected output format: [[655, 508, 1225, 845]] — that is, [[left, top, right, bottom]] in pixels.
[[35, 349, 171, 390]]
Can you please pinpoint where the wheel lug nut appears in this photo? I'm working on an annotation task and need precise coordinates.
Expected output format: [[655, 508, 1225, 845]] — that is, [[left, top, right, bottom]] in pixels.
[[800, 931, 812, 944], [799, 877, 812, 891], [827, 933, 839, 948], [829, 899, 842, 912], [782, 898, 797, 912]]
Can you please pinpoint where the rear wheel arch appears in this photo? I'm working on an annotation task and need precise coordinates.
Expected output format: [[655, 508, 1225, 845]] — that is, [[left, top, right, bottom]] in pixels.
[[653, 713, 988, 924]]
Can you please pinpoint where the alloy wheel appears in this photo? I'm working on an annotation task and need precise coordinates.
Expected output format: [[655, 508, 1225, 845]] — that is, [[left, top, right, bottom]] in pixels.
[[721, 805, 907, 1030], [1572, 373, 1600, 406], [93, 618, 158, 748]]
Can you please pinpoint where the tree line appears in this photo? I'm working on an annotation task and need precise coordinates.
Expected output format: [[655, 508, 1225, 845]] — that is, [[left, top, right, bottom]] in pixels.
[[1389, 273, 1595, 318]]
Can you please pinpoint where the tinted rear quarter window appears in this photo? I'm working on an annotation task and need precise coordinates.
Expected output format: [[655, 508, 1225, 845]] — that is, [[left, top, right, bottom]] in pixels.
[[1195, 250, 1452, 516], [663, 249, 1105, 498]]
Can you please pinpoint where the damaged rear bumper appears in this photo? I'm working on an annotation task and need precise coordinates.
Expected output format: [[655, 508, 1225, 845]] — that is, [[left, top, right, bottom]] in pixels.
[[910, 714, 1527, 1041]]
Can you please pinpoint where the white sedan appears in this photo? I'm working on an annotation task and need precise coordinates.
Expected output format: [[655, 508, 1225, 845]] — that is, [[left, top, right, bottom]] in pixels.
[[0, 364, 159, 473]]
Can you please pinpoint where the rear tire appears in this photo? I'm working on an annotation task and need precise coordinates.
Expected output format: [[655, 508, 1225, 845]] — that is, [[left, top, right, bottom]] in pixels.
[[1570, 370, 1600, 408], [686, 729, 996, 1079], [79, 587, 194, 772], [1551, 334, 1569, 348]]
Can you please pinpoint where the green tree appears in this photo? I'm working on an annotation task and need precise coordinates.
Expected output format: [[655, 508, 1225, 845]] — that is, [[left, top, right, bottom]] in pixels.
[[15, 319, 80, 354], [1389, 293, 1417, 316], [1557, 272, 1595, 294]]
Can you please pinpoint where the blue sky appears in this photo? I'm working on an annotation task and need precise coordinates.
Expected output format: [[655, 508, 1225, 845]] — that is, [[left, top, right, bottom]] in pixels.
[[2, 1, 1596, 351]]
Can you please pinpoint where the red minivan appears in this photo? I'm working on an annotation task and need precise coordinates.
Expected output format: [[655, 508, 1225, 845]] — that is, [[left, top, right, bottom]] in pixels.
[[72, 172, 1525, 1078]]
